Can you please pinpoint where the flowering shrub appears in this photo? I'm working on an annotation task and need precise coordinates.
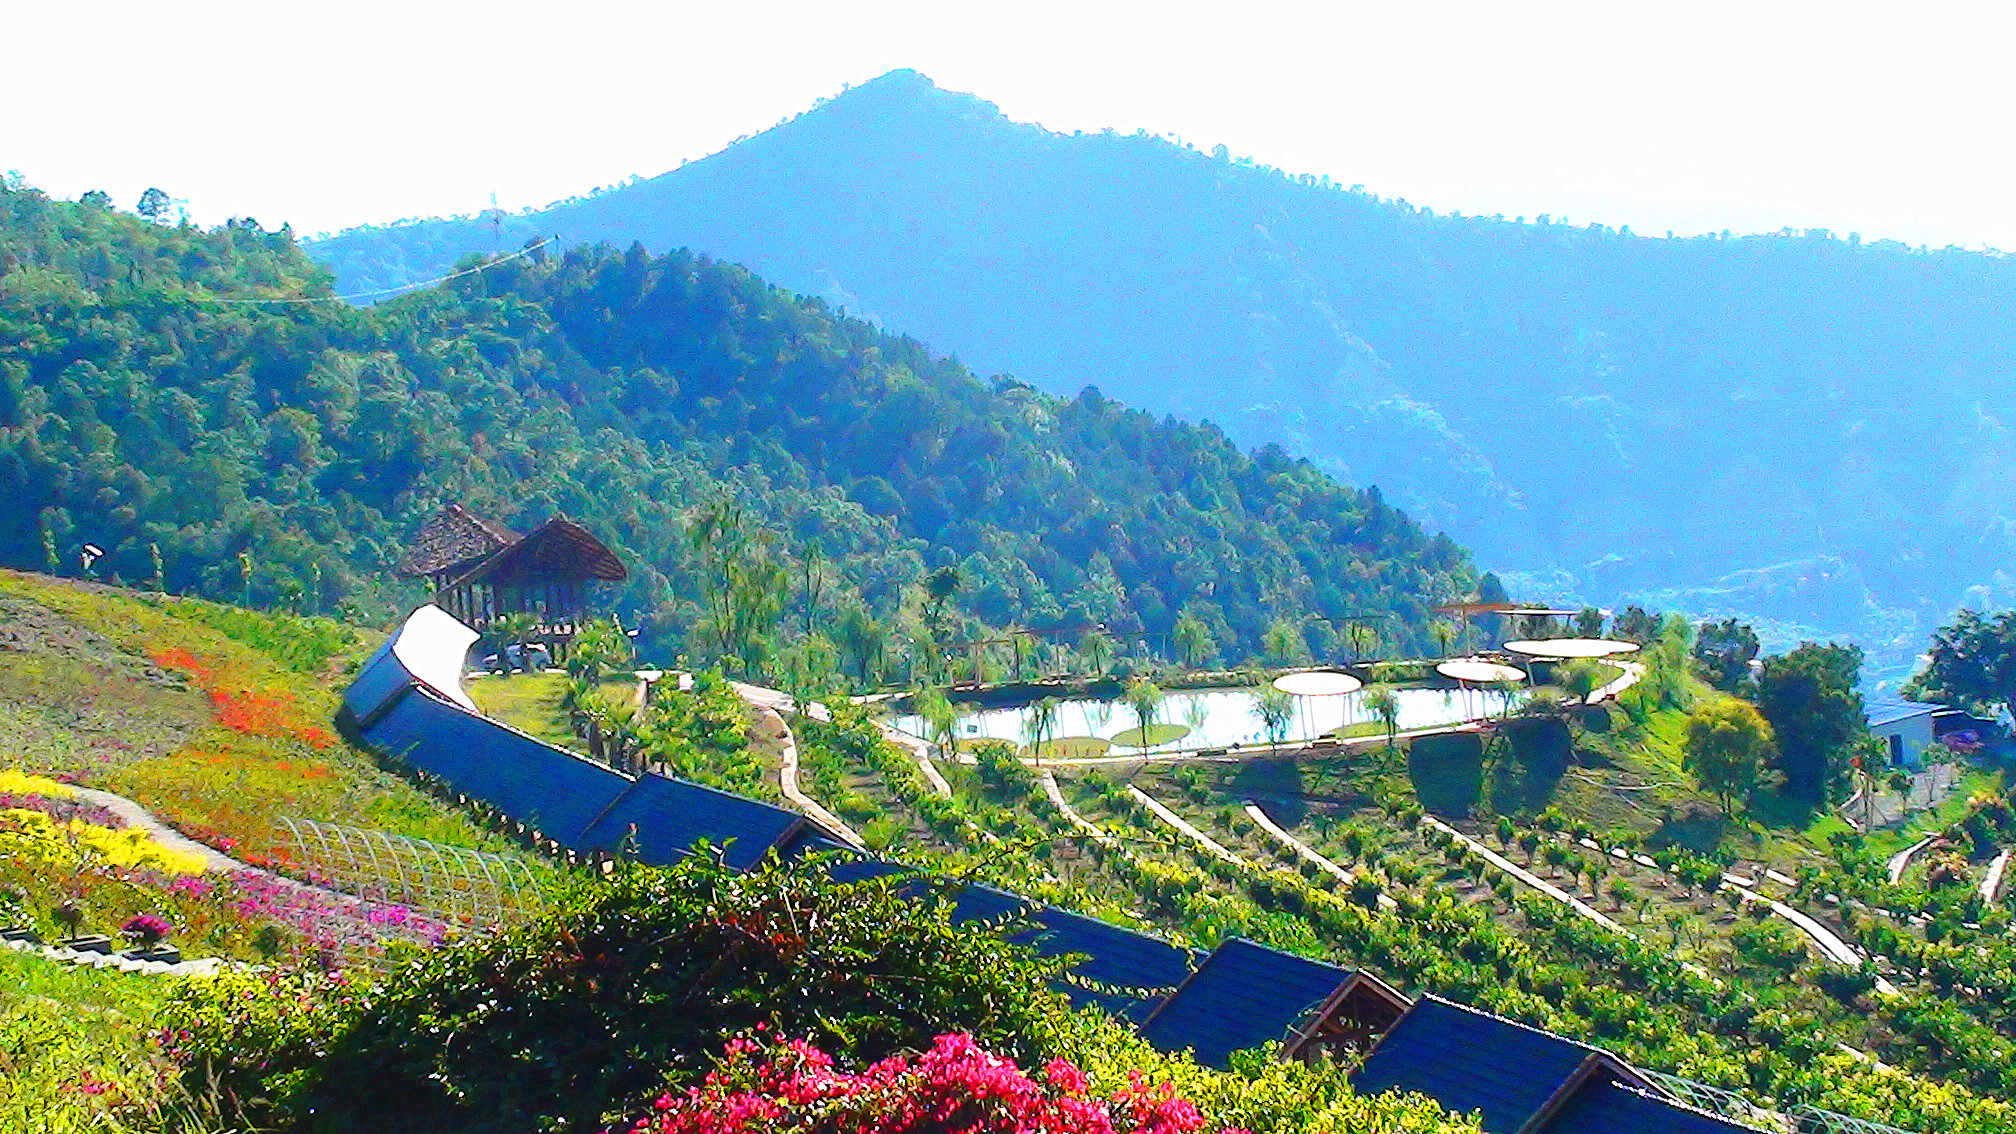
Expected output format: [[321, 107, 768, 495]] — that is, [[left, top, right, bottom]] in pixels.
[[625, 1032, 1242, 1134], [121, 912, 172, 946]]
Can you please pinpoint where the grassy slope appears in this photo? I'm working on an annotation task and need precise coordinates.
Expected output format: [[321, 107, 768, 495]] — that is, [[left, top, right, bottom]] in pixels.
[[0, 950, 221, 1134]]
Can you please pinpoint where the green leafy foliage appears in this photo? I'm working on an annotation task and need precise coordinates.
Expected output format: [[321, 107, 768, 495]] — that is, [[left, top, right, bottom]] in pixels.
[[170, 856, 1076, 1134], [0, 179, 1474, 675]]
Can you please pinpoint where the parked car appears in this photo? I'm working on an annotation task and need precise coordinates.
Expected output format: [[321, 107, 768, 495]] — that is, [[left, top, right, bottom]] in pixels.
[[480, 643, 553, 672]]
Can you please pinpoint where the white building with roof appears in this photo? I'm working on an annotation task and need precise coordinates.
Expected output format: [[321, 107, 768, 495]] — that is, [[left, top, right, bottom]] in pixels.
[[1865, 697, 1946, 769]]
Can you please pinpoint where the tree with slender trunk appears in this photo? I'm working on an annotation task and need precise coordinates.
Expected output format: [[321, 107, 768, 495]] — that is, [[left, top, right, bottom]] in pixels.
[[1429, 621, 1457, 658], [1363, 683, 1401, 766], [1080, 628, 1114, 677], [1023, 697, 1060, 766], [1122, 677, 1164, 749], [1345, 623, 1380, 662], [1254, 686, 1295, 749], [1172, 610, 1215, 671]]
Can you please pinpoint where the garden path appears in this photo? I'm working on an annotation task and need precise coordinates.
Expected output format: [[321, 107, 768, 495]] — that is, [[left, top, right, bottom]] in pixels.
[[1981, 848, 2011, 903], [1126, 786, 1247, 867], [1038, 770, 1115, 849], [736, 681, 953, 799], [1887, 834, 1938, 884], [731, 688, 865, 850], [1242, 802, 1398, 910], [71, 786, 243, 874], [1423, 816, 1632, 935]]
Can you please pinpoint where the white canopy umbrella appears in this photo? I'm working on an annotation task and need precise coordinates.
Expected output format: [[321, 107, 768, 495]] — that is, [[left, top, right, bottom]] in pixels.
[[1435, 658, 1527, 720], [1502, 638, 1641, 659], [1435, 659, 1528, 684], [1271, 670, 1364, 742], [1271, 670, 1365, 697]]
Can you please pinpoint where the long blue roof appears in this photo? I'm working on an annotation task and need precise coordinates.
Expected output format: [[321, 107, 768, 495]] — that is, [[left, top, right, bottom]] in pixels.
[[1354, 996, 1626, 1134], [1542, 1081, 1755, 1134], [1138, 938, 1353, 1068], [947, 885, 1197, 1021]]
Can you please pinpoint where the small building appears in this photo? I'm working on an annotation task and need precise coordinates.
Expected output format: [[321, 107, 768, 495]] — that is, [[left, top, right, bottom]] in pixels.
[[1137, 938, 1409, 1068], [1865, 697, 1946, 769], [1352, 995, 1749, 1133], [396, 504, 626, 658]]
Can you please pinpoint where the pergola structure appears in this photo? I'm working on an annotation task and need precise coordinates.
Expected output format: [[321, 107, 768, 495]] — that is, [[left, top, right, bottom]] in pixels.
[[397, 504, 626, 653]]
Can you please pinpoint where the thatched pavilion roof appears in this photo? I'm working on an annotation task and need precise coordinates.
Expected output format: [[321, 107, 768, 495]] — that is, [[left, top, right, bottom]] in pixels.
[[397, 505, 520, 578], [446, 518, 627, 588]]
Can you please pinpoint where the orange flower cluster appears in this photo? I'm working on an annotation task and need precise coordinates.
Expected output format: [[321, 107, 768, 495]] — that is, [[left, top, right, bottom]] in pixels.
[[150, 647, 334, 749]]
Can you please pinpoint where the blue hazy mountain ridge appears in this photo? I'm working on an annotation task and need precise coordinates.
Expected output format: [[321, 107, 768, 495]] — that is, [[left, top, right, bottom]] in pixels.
[[307, 69, 2016, 682]]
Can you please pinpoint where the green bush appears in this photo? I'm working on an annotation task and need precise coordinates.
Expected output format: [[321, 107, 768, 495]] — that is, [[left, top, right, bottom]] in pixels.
[[168, 855, 1072, 1134]]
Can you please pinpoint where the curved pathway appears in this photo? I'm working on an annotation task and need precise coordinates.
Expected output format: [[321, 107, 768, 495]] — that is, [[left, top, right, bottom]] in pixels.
[[732, 686, 866, 850], [1550, 828, 1897, 992], [1243, 802, 1399, 910], [72, 786, 244, 873], [1425, 816, 1631, 935], [1980, 848, 2011, 903], [1039, 770, 1116, 849], [1887, 834, 1939, 884], [738, 681, 954, 800], [1126, 786, 1248, 867]]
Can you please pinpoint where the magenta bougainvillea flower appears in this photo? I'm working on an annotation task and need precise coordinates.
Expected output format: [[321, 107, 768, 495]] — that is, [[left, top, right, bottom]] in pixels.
[[621, 1032, 1245, 1134]]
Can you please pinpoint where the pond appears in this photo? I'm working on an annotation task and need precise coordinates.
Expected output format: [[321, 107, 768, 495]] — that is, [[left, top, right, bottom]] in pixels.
[[889, 684, 1522, 758]]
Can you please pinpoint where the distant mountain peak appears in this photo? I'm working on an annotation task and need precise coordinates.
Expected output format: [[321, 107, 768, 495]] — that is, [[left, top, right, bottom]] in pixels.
[[817, 68, 1012, 130]]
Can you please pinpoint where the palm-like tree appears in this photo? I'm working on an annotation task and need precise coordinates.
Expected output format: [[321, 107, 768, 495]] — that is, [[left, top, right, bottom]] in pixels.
[[914, 686, 960, 761], [1023, 697, 1061, 765], [1363, 683, 1401, 766], [1080, 629, 1114, 677], [1254, 686, 1295, 749], [1172, 612, 1215, 671], [1122, 677, 1164, 749], [488, 611, 542, 673], [1429, 621, 1458, 658], [1345, 623, 1380, 662]]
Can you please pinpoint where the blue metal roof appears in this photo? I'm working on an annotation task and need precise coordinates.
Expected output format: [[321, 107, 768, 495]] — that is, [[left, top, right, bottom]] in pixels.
[[947, 885, 1197, 1021], [1865, 697, 1945, 729], [1354, 996, 1622, 1134], [1138, 938, 1354, 1068], [1542, 1081, 1754, 1134], [577, 774, 804, 870]]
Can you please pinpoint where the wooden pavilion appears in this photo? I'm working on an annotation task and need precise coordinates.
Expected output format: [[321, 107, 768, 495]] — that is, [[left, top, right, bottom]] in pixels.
[[397, 504, 626, 652]]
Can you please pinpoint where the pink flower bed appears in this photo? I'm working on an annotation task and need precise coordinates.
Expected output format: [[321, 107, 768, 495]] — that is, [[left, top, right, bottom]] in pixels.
[[226, 871, 451, 956], [620, 1032, 1245, 1134]]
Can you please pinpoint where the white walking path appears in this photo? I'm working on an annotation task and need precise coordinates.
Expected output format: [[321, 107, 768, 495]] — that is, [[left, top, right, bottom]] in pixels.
[[1981, 848, 2011, 903], [1888, 834, 1938, 884], [1555, 831, 1897, 993], [731, 684, 865, 850], [1127, 786, 1248, 867], [738, 681, 953, 799], [1039, 770, 1117, 849], [1242, 802, 1399, 910], [1425, 816, 1632, 934]]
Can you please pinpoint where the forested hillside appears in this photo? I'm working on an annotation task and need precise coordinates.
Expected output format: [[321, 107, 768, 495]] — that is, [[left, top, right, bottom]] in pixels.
[[0, 180, 1474, 671], [309, 69, 2016, 682]]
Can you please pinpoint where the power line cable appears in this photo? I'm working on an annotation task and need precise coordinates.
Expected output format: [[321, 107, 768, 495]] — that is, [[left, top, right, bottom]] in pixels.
[[194, 237, 554, 305]]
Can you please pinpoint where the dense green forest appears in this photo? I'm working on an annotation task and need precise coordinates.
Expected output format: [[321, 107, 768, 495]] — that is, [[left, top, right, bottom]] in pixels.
[[308, 69, 2016, 684], [0, 179, 1474, 673]]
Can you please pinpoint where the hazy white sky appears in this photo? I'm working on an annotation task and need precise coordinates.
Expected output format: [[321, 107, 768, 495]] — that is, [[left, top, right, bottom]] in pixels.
[[12, 0, 2016, 247]]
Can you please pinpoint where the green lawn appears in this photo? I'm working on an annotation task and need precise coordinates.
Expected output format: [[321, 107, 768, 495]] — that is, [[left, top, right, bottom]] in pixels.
[[1108, 723, 1191, 748], [466, 672, 577, 748]]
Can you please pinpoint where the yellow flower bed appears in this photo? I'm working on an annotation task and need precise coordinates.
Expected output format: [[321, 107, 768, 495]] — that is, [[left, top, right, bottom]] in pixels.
[[0, 809, 207, 875], [0, 770, 74, 797]]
